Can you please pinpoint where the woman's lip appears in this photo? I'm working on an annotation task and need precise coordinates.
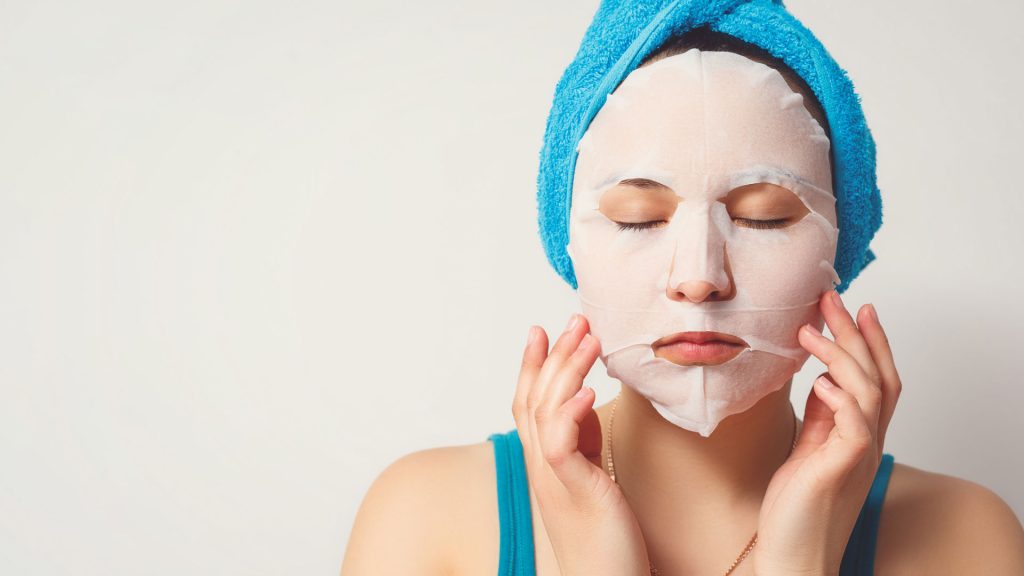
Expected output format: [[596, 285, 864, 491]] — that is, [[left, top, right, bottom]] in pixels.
[[652, 331, 749, 366]]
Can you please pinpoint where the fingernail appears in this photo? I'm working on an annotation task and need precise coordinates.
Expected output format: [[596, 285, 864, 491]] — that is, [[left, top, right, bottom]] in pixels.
[[802, 323, 821, 337], [574, 386, 591, 399], [830, 290, 843, 308], [868, 303, 879, 322], [578, 333, 593, 350], [565, 314, 580, 332], [815, 375, 834, 389], [526, 326, 537, 346]]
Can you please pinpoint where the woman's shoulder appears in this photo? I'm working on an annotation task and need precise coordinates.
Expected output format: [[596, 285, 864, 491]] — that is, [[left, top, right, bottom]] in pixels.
[[343, 441, 1024, 576], [342, 439, 500, 576], [876, 460, 1024, 575]]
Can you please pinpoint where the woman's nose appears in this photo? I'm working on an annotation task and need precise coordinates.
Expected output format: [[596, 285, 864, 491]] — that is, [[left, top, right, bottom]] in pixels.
[[671, 279, 729, 303], [665, 203, 734, 303]]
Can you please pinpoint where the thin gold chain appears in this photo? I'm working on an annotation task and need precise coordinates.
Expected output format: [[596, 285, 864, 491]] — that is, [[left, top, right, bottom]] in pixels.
[[605, 393, 799, 576]]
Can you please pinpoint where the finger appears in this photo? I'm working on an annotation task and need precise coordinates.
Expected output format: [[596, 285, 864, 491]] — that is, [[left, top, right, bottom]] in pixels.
[[539, 333, 601, 417], [798, 323, 882, 431], [514, 326, 546, 431], [529, 314, 587, 413], [811, 374, 876, 473], [515, 325, 550, 479], [856, 303, 903, 452], [822, 290, 882, 388], [791, 372, 837, 460], [525, 315, 586, 474], [535, 333, 601, 476], [535, 385, 605, 499]]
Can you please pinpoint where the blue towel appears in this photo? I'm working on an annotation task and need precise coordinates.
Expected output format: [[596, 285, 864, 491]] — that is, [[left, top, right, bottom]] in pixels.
[[536, 0, 881, 294]]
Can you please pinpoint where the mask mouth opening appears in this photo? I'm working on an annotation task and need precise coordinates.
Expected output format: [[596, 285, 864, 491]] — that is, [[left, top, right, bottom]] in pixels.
[[651, 330, 748, 348], [651, 330, 750, 367]]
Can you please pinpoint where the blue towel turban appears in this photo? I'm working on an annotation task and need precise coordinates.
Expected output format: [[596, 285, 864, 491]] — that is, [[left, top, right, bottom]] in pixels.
[[536, 0, 881, 294]]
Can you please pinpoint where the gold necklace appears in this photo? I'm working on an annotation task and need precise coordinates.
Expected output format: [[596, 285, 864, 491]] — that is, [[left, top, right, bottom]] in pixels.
[[605, 393, 799, 576]]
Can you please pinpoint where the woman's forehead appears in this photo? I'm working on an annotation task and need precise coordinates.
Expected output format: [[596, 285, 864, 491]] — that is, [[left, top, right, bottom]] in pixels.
[[576, 49, 832, 196], [637, 47, 831, 134]]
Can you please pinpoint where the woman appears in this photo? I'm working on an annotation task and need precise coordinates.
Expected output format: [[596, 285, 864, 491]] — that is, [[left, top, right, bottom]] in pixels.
[[342, 2, 1024, 575]]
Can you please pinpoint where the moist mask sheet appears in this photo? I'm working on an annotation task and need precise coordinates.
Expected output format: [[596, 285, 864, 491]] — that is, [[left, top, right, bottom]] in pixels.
[[567, 49, 839, 437]]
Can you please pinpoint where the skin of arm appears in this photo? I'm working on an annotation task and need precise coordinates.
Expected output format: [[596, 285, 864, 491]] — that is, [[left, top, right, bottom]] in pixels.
[[943, 481, 1024, 573], [876, 466, 1024, 575], [340, 448, 453, 576]]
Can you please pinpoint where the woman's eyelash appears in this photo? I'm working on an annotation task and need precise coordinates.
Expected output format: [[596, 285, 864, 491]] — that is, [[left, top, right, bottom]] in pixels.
[[614, 218, 788, 231], [615, 220, 666, 231], [734, 218, 789, 229]]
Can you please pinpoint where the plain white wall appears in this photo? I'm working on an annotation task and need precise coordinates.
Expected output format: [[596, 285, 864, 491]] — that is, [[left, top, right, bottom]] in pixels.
[[1, 1, 1021, 574]]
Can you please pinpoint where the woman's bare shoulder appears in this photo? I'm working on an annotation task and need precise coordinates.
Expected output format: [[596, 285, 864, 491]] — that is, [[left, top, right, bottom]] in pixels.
[[341, 440, 500, 576], [875, 460, 1024, 575]]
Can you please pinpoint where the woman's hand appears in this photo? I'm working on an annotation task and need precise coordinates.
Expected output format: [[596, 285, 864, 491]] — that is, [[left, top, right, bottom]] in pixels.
[[753, 290, 902, 576], [513, 314, 651, 576]]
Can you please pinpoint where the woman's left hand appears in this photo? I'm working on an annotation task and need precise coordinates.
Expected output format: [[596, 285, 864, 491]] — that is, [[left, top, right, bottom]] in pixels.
[[752, 289, 903, 576]]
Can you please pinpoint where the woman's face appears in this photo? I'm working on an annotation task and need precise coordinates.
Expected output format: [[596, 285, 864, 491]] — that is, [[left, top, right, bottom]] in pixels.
[[567, 49, 839, 436]]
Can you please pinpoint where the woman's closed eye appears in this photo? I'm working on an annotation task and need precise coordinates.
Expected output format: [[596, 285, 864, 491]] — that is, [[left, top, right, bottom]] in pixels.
[[732, 217, 791, 230], [613, 216, 791, 232], [614, 219, 668, 231], [725, 182, 810, 230], [598, 179, 811, 232], [599, 178, 678, 232]]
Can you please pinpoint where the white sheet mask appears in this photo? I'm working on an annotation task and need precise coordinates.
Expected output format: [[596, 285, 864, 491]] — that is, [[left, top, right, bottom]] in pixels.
[[567, 49, 839, 437]]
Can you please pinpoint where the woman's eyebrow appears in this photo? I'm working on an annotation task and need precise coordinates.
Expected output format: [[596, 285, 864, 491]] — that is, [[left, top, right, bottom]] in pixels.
[[618, 177, 668, 189], [592, 171, 674, 191]]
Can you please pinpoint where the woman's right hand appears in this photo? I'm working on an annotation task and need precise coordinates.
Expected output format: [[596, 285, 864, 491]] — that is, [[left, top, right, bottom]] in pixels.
[[512, 313, 651, 576]]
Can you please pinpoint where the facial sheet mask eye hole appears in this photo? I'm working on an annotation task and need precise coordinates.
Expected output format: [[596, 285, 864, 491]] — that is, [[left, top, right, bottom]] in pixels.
[[722, 182, 812, 230], [598, 178, 679, 232], [598, 179, 813, 233]]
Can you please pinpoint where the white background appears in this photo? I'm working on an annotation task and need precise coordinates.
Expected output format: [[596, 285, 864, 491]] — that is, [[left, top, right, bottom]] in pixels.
[[1, 1, 1022, 574]]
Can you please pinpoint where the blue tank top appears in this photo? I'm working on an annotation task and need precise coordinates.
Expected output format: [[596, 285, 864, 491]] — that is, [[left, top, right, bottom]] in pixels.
[[488, 428, 895, 576]]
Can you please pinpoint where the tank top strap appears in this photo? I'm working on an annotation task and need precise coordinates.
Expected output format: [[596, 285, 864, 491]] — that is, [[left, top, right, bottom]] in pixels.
[[488, 429, 537, 576], [839, 453, 896, 575]]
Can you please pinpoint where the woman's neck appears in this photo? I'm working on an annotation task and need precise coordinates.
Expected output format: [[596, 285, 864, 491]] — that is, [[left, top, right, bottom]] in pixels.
[[597, 380, 798, 512], [593, 381, 800, 572]]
